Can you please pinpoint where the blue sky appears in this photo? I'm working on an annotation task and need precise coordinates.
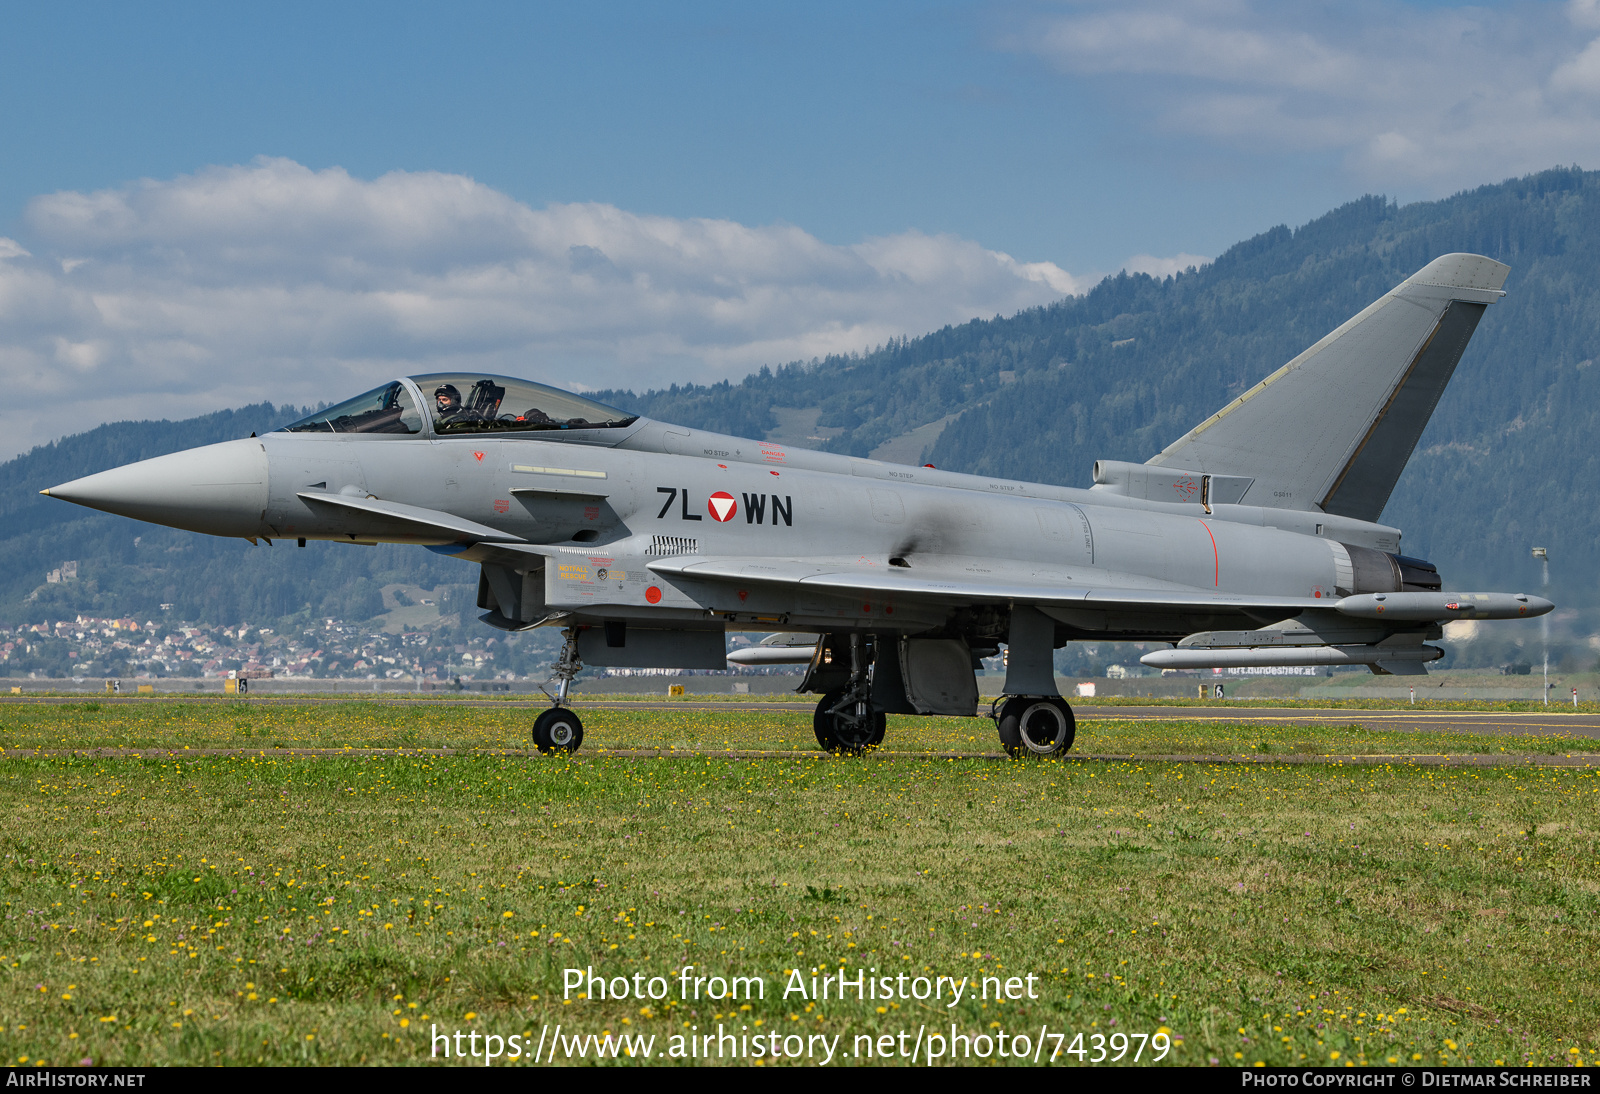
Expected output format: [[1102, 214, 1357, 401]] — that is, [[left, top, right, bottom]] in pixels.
[[2, 0, 1599, 456], [0, 1, 1332, 271]]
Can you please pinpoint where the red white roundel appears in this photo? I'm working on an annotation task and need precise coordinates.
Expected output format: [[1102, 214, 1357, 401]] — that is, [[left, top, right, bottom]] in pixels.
[[707, 491, 738, 522]]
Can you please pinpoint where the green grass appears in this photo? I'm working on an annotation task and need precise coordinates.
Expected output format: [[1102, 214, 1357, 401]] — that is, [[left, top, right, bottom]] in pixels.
[[0, 699, 1596, 758], [0, 706, 1596, 1066], [13, 688, 1600, 714], [1071, 696, 1600, 713]]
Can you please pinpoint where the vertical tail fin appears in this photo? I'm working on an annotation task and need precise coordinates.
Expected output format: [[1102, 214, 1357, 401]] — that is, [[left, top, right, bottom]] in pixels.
[[1147, 253, 1509, 521]]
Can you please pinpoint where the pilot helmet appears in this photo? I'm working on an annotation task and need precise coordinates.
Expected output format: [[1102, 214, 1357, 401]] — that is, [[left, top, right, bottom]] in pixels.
[[434, 384, 461, 401]]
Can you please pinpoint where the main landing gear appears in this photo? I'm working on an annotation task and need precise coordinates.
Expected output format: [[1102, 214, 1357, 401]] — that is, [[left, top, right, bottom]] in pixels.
[[813, 687, 886, 754], [812, 634, 884, 754], [534, 626, 585, 755], [994, 695, 1076, 758]]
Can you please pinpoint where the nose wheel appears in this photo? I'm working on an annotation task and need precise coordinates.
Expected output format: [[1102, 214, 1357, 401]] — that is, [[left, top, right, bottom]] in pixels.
[[532, 706, 584, 755], [995, 696, 1075, 758]]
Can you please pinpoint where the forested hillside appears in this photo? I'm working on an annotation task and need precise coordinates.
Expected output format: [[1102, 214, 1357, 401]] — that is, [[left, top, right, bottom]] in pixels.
[[5, 166, 1595, 638]]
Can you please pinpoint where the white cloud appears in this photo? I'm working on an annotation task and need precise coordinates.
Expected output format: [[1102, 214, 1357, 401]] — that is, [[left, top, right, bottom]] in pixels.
[[1007, 0, 1600, 191], [1551, 37, 1600, 95], [1, 158, 1085, 459]]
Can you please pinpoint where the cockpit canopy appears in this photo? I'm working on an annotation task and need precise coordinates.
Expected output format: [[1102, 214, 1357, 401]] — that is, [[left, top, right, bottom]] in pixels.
[[277, 374, 638, 436], [278, 381, 423, 435], [415, 373, 637, 434]]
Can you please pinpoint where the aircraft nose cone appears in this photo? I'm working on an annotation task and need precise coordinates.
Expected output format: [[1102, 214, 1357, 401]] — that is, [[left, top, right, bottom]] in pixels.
[[44, 437, 269, 538]]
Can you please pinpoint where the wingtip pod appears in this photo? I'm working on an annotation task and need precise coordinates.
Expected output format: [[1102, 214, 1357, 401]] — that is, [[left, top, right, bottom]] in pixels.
[[1404, 253, 1510, 295], [1336, 591, 1552, 621]]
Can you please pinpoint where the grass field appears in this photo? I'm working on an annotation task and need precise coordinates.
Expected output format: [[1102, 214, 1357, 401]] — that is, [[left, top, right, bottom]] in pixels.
[[0, 700, 1596, 1067], [2, 699, 1599, 757], [13, 688, 1600, 712]]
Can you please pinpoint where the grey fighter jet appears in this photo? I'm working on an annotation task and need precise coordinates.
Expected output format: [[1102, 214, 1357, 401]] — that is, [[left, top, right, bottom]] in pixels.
[[43, 253, 1551, 756]]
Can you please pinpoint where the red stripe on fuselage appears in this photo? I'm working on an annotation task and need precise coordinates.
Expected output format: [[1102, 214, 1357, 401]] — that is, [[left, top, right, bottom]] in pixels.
[[1198, 519, 1218, 587]]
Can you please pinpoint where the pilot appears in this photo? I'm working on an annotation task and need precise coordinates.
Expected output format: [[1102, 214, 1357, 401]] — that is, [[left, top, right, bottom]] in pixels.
[[434, 384, 466, 423]]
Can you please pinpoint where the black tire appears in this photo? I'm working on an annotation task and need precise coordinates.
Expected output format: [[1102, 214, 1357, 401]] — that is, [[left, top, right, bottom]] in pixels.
[[996, 696, 1075, 758], [532, 707, 584, 755], [812, 703, 836, 750], [813, 687, 886, 754]]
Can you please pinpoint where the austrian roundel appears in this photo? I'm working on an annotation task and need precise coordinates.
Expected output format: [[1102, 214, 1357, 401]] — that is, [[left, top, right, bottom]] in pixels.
[[707, 491, 738, 522]]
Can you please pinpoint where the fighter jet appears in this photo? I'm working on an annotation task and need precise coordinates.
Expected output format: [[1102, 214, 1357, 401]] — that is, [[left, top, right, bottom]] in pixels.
[[43, 253, 1550, 756]]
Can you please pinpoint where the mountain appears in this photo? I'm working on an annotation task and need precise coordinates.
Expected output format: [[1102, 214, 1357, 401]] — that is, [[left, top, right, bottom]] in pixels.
[[4, 166, 1594, 635]]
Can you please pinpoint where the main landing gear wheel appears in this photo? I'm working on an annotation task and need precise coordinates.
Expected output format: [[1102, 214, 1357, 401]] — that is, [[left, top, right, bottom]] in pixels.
[[996, 696, 1075, 758], [532, 707, 584, 755], [813, 687, 886, 754]]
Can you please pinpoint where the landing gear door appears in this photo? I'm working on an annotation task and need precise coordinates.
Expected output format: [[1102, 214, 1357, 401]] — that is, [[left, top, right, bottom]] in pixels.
[[900, 637, 978, 716], [798, 633, 851, 694], [477, 561, 546, 629]]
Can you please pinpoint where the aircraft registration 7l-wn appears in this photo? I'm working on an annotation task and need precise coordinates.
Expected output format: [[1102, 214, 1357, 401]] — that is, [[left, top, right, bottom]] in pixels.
[[45, 254, 1550, 756]]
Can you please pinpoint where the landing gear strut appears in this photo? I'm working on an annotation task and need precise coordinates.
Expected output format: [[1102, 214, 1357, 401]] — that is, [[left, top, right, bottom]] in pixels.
[[994, 695, 1075, 758], [534, 627, 585, 755], [812, 634, 884, 754]]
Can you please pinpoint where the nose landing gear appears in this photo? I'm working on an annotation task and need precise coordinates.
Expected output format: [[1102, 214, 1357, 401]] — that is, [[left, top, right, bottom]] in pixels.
[[534, 626, 586, 755]]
